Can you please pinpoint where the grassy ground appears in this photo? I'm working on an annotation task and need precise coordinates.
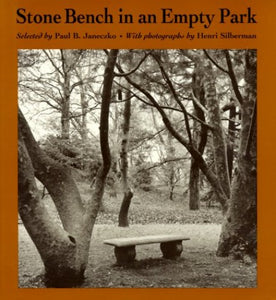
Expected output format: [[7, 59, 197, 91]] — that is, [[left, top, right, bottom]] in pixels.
[[18, 184, 256, 288], [84, 184, 224, 225]]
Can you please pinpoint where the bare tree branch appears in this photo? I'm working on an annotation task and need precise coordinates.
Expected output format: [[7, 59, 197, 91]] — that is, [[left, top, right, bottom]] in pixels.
[[203, 50, 228, 74], [43, 50, 63, 76], [114, 53, 228, 209], [135, 156, 189, 174], [151, 52, 194, 145], [114, 51, 151, 77], [224, 50, 244, 105], [221, 99, 236, 112], [191, 91, 208, 114]]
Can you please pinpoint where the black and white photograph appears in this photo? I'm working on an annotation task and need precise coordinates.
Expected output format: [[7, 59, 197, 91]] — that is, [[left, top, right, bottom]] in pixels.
[[18, 49, 257, 288]]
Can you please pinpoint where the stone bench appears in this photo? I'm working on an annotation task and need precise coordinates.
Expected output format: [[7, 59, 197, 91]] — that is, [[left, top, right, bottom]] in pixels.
[[104, 234, 190, 265]]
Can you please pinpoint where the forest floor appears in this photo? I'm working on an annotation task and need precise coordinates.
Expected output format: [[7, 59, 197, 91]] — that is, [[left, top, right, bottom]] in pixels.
[[18, 185, 257, 288]]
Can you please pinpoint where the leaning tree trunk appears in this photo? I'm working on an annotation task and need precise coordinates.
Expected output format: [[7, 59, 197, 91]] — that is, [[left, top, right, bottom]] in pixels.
[[118, 90, 133, 227], [18, 49, 119, 287], [19, 110, 85, 236], [217, 50, 257, 258], [18, 131, 82, 287]]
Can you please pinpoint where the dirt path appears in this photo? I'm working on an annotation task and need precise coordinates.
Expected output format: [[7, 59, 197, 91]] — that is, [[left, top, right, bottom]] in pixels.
[[19, 224, 256, 288]]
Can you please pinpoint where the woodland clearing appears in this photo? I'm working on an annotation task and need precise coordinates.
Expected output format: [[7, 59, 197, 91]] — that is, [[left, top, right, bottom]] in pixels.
[[18, 187, 256, 288]]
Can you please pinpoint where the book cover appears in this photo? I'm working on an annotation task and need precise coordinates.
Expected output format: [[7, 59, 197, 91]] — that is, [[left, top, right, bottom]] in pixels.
[[0, 0, 275, 299]]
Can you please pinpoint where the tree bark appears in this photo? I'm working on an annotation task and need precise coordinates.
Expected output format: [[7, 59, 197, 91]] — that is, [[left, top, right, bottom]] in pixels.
[[60, 50, 84, 140], [18, 49, 119, 286], [80, 84, 88, 143], [60, 50, 72, 140], [217, 50, 257, 258], [204, 62, 231, 201], [118, 190, 134, 227], [19, 109, 85, 236], [18, 131, 83, 287], [227, 103, 236, 181], [166, 132, 177, 201], [118, 89, 133, 227], [82, 49, 119, 241], [189, 68, 208, 210], [189, 159, 200, 209], [61, 76, 71, 140]]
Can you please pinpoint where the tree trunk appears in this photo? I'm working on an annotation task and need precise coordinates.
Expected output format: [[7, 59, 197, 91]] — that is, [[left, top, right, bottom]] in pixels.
[[60, 50, 83, 140], [61, 52, 71, 140], [118, 89, 133, 227], [166, 132, 176, 201], [168, 174, 175, 201], [189, 68, 207, 210], [61, 89, 70, 140], [169, 186, 174, 201], [227, 103, 236, 181], [19, 110, 85, 235], [204, 62, 231, 201], [217, 50, 257, 258], [18, 49, 119, 287], [189, 158, 200, 209], [80, 85, 88, 143], [118, 189, 134, 227], [18, 132, 84, 287]]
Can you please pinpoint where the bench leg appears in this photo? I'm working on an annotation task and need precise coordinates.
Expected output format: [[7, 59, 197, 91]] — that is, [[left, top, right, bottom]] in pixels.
[[114, 246, 136, 265], [160, 241, 183, 259]]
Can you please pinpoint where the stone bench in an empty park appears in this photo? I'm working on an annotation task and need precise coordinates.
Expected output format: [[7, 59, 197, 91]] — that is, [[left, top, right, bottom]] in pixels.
[[104, 234, 190, 265]]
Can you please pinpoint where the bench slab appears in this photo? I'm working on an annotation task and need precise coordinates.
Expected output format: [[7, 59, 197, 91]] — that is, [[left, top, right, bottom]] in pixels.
[[104, 235, 190, 265], [104, 234, 190, 247]]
